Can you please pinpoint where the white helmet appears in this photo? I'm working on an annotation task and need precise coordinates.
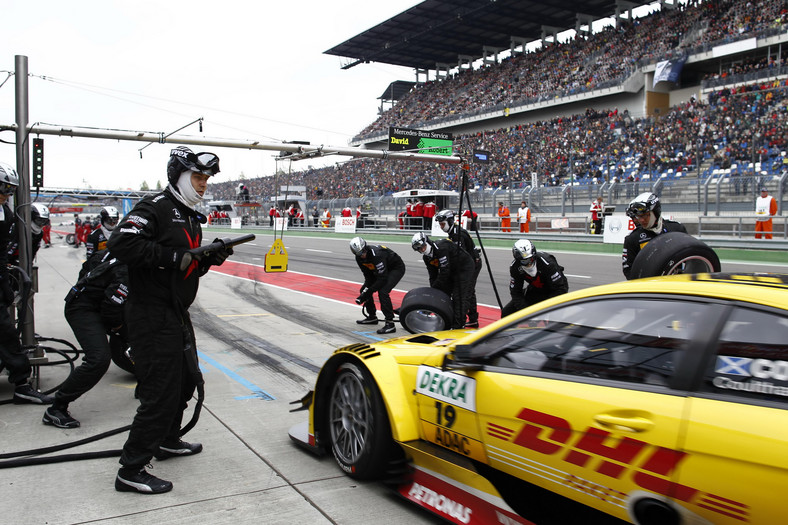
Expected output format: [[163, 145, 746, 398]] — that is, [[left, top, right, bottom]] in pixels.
[[349, 236, 367, 256], [31, 202, 50, 234], [411, 232, 433, 257], [100, 205, 120, 230], [512, 239, 536, 268], [0, 162, 19, 195]]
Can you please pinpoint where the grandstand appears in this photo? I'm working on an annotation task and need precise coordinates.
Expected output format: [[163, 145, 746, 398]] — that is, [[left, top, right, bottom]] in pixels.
[[208, 0, 787, 231]]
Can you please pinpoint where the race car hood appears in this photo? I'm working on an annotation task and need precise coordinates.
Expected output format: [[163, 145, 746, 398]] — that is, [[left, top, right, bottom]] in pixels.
[[367, 328, 475, 367]]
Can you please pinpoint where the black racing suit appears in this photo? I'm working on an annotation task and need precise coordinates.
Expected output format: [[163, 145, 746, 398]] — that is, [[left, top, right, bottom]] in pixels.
[[85, 226, 111, 259], [422, 239, 475, 329], [57, 250, 129, 407], [6, 222, 43, 266], [622, 219, 687, 279], [446, 224, 482, 325], [501, 251, 569, 318], [108, 189, 213, 470], [355, 245, 406, 322], [0, 202, 32, 386]]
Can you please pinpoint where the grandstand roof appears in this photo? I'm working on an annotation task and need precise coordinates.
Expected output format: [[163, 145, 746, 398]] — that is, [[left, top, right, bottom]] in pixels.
[[325, 0, 651, 71], [379, 80, 417, 101]]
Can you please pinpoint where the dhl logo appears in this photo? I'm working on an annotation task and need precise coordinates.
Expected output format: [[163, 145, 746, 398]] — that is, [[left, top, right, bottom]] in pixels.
[[489, 407, 750, 523]]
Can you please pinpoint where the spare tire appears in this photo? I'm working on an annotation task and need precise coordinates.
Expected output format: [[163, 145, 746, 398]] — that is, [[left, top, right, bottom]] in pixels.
[[399, 287, 453, 334], [65, 233, 75, 245], [630, 232, 721, 279]]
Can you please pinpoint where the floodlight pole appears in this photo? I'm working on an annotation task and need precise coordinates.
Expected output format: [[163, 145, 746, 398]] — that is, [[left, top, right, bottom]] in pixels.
[[14, 55, 37, 349]]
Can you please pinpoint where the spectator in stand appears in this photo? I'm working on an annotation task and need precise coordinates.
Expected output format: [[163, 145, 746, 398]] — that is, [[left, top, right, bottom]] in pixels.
[[755, 187, 778, 239], [498, 201, 511, 232]]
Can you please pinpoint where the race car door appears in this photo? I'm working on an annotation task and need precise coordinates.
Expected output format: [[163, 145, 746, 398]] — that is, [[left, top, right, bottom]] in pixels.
[[468, 296, 714, 523]]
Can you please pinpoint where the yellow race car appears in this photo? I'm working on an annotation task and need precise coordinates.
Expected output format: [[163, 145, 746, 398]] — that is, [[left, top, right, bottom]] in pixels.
[[290, 273, 788, 525]]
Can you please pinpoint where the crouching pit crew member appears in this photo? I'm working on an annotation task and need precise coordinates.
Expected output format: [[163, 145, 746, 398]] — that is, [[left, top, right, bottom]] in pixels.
[[411, 232, 474, 329], [108, 147, 233, 494], [501, 239, 568, 317], [350, 237, 406, 335]]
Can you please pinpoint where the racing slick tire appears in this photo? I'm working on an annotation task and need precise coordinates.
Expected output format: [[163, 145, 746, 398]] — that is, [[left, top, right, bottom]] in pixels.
[[65, 233, 76, 245], [630, 231, 721, 279], [399, 287, 453, 334], [328, 362, 393, 480]]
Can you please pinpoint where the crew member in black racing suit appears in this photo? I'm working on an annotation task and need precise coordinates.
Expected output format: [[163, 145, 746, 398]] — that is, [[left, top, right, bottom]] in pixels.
[[108, 147, 232, 494], [85, 205, 119, 258], [622, 192, 687, 280], [42, 249, 129, 428], [434, 209, 482, 328], [411, 232, 475, 329], [350, 237, 406, 335], [7, 202, 46, 266], [501, 239, 568, 318], [0, 162, 53, 404]]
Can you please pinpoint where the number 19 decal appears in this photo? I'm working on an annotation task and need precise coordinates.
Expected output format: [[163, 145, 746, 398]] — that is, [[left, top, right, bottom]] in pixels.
[[435, 401, 457, 428]]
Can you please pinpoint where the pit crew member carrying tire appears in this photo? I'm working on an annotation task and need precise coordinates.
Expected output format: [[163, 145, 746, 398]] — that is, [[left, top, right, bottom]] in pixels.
[[411, 232, 474, 329], [622, 192, 687, 280]]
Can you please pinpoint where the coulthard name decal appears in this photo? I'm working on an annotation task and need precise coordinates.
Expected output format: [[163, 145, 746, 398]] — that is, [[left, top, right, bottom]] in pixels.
[[714, 356, 788, 396], [416, 366, 476, 411]]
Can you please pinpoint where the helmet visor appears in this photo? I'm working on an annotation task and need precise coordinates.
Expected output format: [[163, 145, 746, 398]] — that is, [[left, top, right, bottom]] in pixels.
[[626, 202, 649, 218], [0, 181, 16, 195], [171, 149, 220, 175]]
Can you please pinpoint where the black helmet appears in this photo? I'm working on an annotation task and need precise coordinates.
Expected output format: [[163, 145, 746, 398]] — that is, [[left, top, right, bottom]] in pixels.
[[166, 146, 220, 186], [349, 236, 367, 256], [100, 205, 120, 230], [626, 192, 661, 220], [0, 161, 19, 195], [434, 209, 454, 232], [512, 239, 536, 267]]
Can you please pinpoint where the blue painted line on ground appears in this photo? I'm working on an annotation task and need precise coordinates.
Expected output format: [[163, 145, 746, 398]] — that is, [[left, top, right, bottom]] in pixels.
[[197, 350, 275, 401], [352, 330, 386, 342]]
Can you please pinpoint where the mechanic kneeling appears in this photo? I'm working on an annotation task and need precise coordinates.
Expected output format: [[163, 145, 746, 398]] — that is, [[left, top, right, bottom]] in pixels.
[[351, 237, 405, 335], [501, 239, 568, 318]]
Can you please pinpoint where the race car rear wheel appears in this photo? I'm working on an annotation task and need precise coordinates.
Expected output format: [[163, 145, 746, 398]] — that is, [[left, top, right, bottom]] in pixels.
[[630, 231, 721, 279], [399, 287, 453, 334], [327, 362, 392, 479]]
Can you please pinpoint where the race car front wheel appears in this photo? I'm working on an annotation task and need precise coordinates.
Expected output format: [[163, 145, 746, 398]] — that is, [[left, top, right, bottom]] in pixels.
[[327, 362, 392, 480]]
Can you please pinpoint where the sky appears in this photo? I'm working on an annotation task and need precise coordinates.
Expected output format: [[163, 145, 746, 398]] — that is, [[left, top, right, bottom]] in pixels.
[[0, 0, 423, 190]]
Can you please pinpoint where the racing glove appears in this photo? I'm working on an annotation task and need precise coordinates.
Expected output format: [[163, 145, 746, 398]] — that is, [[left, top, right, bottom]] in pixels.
[[204, 238, 233, 266], [355, 286, 371, 305]]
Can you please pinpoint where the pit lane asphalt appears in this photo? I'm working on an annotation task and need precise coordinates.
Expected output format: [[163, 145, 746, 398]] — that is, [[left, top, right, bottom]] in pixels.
[[2, 230, 784, 525]]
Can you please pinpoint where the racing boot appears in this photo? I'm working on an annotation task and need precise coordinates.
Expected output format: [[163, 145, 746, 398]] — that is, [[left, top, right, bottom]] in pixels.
[[43, 405, 81, 428], [376, 321, 396, 335], [154, 439, 203, 460], [115, 466, 173, 494], [13, 383, 54, 405], [356, 315, 379, 325]]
